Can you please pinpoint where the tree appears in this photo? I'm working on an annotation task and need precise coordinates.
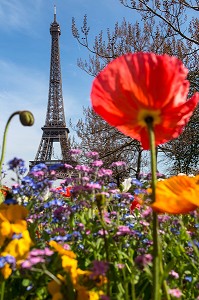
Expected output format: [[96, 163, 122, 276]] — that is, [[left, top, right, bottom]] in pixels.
[[70, 107, 148, 184], [71, 0, 199, 175]]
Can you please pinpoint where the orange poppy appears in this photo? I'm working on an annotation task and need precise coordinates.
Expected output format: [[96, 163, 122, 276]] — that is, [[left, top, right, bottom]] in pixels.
[[91, 52, 198, 149], [151, 175, 199, 214]]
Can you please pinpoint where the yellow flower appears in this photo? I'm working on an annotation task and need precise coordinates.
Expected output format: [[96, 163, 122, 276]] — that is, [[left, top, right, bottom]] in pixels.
[[0, 204, 28, 242], [0, 204, 28, 222], [0, 263, 12, 279], [61, 255, 78, 285], [48, 277, 63, 300], [76, 287, 103, 300], [49, 240, 76, 259], [3, 230, 33, 260], [0, 219, 27, 237], [151, 175, 199, 214]]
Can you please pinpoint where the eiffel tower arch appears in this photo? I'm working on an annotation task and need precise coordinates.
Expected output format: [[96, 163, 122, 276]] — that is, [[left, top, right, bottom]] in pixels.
[[30, 7, 74, 174]]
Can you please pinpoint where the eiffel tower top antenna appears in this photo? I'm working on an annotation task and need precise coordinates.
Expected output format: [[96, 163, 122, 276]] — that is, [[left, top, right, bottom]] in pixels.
[[54, 5, 56, 22]]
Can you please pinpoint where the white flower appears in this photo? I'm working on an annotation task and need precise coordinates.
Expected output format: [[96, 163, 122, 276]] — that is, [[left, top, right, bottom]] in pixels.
[[122, 178, 132, 192]]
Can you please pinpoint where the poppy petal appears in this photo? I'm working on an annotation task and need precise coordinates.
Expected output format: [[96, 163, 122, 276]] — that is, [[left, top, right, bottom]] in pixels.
[[91, 52, 199, 149], [151, 176, 199, 214]]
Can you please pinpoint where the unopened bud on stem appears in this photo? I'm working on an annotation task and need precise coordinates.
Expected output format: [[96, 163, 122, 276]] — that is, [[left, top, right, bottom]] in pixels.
[[19, 111, 34, 126]]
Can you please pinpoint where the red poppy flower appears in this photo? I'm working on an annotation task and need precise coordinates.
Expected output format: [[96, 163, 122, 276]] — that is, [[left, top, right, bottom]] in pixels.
[[91, 52, 198, 149], [56, 186, 72, 198], [130, 200, 140, 212]]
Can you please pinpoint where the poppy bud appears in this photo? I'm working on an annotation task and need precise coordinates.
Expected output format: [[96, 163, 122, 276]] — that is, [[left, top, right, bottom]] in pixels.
[[19, 111, 34, 126]]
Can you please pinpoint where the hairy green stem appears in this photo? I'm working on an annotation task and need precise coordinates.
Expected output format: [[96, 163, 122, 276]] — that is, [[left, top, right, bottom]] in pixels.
[[146, 120, 171, 300], [0, 111, 20, 182], [146, 119, 161, 300]]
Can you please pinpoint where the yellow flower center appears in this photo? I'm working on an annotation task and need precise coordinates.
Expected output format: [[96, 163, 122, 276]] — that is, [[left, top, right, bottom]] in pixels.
[[137, 109, 161, 127]]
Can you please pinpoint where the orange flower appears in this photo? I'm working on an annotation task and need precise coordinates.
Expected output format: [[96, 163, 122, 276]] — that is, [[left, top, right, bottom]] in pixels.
[[49, 240, 76, 258], [91, 52, 198, 149], [151, 175, 199, 214]]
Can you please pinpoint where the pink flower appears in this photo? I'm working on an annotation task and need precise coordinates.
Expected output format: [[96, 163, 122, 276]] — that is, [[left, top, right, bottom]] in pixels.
[[168, 288, 182, 298]]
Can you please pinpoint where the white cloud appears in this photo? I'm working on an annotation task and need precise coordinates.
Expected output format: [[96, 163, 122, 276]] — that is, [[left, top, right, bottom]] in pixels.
[[0, 0, 43, 33]]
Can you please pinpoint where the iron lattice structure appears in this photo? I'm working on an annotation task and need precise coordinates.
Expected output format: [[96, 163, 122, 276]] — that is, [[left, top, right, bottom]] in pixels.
[[30, 10, 73, 172]]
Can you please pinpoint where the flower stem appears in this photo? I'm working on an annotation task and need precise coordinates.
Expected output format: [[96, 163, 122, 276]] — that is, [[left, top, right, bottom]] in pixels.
[[146, 118, 160, 300], [0, 281, 5, 300], [0, 112, 20, 183], [98, 208, 111, 297]]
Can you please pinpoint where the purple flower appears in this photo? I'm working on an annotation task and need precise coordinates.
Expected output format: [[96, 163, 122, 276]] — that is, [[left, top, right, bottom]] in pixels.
[[8, 158, 25, 170], [69, 149, 82, 155], [116, 225, 131, 236], [110, 161, 126, 167], [63, 164, 73, 169], [98, 168, 113, 177], [98, 229, 108, 236], [140, 220, 150, 226], [168, 288, 182, 298], [100, 296, 110, 300], [135, 254, 153, 269], [90, 260, 109, 278], [0, 255, 16, 268], [158, 215, 170, 222], [82, 176, 90, 181], [21, 247, 54, 269], [85, 183, 102, 190], [30, 248, 54, 257], [117, 263, 125, 269], [141, 207, 153, 218], [85, 151, 99, 159], [75, 165, 92, 172], [169, 270, 179, 279], [92, 160, 103, 167]]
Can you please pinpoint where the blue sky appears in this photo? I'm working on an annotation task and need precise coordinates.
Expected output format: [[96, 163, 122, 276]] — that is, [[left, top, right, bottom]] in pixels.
[[0, 0, 136, 180]]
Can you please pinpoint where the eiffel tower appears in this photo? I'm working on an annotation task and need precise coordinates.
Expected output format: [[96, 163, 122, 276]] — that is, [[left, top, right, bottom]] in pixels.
[[30, 7, 73, 174]]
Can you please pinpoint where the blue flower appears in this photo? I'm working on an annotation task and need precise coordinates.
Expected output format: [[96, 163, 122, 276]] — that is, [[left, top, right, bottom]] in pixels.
[[49, 164, 63, 170], [4, 198, 17, 205], [184, 276, 192, 282], [31, 163, 47, 172], [0, 255, 16, 268], [12, 233, 22, 240], [131, 178, 143, 187], [8, 158, 25, 171], [44, 199, 64, 208]]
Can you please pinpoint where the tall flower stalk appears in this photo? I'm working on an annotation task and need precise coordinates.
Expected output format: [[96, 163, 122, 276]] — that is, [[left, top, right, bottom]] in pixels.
[[146, 117, 170, 300], [0, 111, 34, 183], [146, 117, 160, 300]]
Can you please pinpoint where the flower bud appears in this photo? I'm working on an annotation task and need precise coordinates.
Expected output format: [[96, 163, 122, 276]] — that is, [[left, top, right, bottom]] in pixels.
[[19, 111, 34, 126]]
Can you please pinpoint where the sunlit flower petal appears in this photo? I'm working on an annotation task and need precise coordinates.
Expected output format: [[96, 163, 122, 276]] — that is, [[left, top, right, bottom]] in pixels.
[[0, 263, 12, 279], [91, 52, 198, 149], [151, 175, 199, 214], [3, 230, 33, 260]]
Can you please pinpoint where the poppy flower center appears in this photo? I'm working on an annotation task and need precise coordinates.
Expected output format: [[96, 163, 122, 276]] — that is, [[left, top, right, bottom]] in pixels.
[[137, 109, 161, 127]]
